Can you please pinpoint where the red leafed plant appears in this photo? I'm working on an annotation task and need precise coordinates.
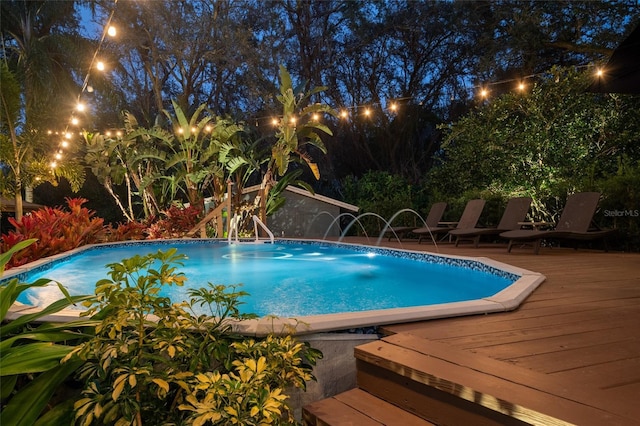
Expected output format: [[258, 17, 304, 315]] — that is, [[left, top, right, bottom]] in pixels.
[[104, 220, 148, 242], [146, 204, 203, 239], [0, 198, 105, 268]]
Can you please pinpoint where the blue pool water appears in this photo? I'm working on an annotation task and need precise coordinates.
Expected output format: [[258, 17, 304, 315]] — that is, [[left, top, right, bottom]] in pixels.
[[11, 240, 517, 318]]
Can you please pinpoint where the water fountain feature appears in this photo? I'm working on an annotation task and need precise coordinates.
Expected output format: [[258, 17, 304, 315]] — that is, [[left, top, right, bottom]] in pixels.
[[305, 211, 339, 237], [337, 212, 395, 244], [321, 212, 370, 241], [375, 208, 439, 250]]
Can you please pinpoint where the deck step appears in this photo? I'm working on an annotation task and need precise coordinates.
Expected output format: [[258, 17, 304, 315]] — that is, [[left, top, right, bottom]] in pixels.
[[302, 388, 435, 426], [354, 334, 633, 426]]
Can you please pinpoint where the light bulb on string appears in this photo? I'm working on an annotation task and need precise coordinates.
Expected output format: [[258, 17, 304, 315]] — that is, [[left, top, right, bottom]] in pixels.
[[96, 61, 106, 71], [71, 117, 79, 126], [76, 102, 86, 112], [107, 25, 117, 37]]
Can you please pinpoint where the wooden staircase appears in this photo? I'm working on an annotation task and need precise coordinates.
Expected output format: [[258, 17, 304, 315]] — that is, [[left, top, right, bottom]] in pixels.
[[303, 332, 631, 426]]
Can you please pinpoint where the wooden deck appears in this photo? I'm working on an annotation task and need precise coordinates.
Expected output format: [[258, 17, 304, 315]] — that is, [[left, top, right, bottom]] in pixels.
[[305, 239, 640, 425]]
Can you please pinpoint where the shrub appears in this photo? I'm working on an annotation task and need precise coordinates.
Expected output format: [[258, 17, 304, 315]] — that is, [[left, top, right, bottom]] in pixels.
[[341, 171, 417, 236], [598, 157, 640, 251], [0, 240, 97, 425], [104, 220, 148, 242], [145, 204, 203, 239], [67, 249, 321, 425], [0, 198, 105, 268]]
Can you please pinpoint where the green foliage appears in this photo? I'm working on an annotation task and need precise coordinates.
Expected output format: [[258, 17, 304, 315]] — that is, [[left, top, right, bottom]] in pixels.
[[257, 66, 337, 221], [83, 114, 168, 221], [0, 62, 21, 133], [86, 105, 249, 222], [0, 2, 88, 209], [271, 65, 335, 180], [1, 240, 97, 426], [0, 198, 105, 268], [341, 171, 417, 235], [597, 156, 640, 251], [162, 102, 248, 209], [265, 169, 313, 217], [68, 249, 321, 425], [427, 66, 640, 223]]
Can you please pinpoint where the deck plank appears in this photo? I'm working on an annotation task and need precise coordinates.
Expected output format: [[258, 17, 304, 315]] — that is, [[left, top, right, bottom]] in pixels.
[[333, 389, 435, 425], [350, 239, 640, 425]]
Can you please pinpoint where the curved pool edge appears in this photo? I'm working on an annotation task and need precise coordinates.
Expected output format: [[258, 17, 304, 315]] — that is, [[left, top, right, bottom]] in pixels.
[[3, 239, 546, 336], [232, 260, 545, 336]]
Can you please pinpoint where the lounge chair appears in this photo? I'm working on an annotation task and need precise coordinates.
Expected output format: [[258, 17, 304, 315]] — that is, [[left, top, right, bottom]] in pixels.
[[500, 192, 615, 254], [449, 196, 532, 247], [385, 202, 447, 241], [414, 199, 486, 244]]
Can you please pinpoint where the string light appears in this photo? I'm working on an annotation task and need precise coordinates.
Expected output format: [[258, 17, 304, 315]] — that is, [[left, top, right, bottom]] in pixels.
[[48, 0, 119, 170], [48, 37, 604, 168]]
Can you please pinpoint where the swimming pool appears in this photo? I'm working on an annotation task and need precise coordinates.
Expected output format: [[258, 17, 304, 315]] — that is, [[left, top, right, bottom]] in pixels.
[[3, 239, 545, 335]]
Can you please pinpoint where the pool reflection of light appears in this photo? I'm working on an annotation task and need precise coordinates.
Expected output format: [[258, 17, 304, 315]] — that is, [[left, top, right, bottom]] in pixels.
[[366, 252, 376, 258]]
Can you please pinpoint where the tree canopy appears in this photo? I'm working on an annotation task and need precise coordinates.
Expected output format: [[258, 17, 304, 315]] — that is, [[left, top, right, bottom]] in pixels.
[[2, 0, 639, 225]]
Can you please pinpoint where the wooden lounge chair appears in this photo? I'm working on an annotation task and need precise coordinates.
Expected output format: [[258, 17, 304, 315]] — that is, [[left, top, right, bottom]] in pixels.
[[449, 196, 532, 247], [414, 199, 485, 244], [500, 192, 615, 254], [385, 202, 447, 241]]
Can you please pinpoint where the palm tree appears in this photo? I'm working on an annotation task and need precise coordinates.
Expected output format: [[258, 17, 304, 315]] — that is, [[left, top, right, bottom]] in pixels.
[[257, 65, 336, 221], [1, 0, 87, 219]]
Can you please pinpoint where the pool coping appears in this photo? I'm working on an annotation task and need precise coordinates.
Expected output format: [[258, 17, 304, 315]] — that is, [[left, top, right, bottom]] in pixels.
[[2, 239, 546, 336]]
